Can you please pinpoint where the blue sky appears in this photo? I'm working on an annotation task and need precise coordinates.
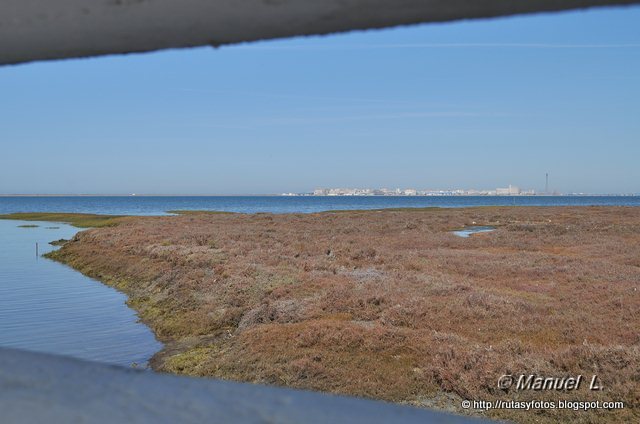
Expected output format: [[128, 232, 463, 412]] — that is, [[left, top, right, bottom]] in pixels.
[[1, 6, 639, 195]]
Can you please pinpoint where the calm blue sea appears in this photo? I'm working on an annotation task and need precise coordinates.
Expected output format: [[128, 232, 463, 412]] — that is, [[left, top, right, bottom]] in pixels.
[[1, 195, 639, 215]]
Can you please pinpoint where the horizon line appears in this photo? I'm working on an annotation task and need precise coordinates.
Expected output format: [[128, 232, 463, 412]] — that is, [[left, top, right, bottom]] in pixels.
[[1, 193, 639, 197]]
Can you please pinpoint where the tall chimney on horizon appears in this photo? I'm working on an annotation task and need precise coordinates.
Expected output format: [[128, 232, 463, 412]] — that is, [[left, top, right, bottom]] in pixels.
[[545, 173, 549, 194]]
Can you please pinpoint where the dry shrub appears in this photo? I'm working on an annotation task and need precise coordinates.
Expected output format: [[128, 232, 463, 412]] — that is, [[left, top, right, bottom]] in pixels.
[[49, 206, 640, 423]]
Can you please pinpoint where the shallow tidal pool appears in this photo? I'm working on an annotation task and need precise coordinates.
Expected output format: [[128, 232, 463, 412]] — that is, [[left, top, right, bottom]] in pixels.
[[0, 220, 161, 367], [452, 226, 496, 238]]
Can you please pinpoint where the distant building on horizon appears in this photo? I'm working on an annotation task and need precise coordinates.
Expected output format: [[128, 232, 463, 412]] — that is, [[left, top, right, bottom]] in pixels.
[[309, 185, 537, 196], [496, 185, 520, 196]]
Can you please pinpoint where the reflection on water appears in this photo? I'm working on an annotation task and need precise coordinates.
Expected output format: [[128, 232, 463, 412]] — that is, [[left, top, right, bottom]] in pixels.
[[452, 226, 496, 238], [0, 220, 161, 367]]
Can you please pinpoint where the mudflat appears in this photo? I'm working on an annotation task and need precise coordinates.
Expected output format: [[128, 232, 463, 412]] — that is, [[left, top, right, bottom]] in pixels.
[[47, 207, 639, 423]]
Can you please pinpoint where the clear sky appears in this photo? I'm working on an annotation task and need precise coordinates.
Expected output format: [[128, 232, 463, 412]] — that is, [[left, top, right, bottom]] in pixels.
[[1, 6, 639, 195]]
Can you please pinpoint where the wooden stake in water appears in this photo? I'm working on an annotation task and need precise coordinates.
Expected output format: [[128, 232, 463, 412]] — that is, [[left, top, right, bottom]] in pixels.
[[35, 242, 38, 258]]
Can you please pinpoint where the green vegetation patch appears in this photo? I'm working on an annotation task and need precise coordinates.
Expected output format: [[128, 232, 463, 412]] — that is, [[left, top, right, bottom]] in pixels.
[[167, 210, 235, 215], [163, 346, 218, 375], [17, 224, 39, 228], [0, 212, 126, 228], [49, 239, 69, 246]]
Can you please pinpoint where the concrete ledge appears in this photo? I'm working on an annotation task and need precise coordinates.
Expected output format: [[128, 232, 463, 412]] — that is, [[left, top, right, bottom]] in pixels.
[[0, 347, 487, 423], [2, 0, 640, 65]]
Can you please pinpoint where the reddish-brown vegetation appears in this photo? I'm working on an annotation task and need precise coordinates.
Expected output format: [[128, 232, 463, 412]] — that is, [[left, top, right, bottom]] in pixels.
[[48, 207, 640, 423]]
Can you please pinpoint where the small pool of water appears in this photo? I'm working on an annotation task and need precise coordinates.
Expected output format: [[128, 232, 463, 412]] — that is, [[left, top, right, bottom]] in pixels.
[[0, 220, 161, 368], [452, 226, 496, 238]]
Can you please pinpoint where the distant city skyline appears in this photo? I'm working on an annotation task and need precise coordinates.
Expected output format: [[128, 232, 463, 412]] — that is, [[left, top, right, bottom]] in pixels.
[[1, 7, 639, 195], [3, 183, 639, 197], [309, 185, 535, 197], [2, 177, 640, 196]]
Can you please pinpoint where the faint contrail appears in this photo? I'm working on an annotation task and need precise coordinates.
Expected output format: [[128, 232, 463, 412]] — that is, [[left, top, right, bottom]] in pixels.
[[234, 43, 640, 50]]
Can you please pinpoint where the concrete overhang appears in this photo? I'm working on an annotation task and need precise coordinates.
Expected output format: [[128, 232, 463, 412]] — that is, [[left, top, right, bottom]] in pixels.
[[0, 347, 487, 424], [2, 0, 640, 65]]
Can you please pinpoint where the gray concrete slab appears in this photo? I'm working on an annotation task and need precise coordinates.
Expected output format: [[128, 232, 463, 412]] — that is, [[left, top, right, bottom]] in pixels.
[[1, 0, 640, 65], [0, 347, 488, 423]]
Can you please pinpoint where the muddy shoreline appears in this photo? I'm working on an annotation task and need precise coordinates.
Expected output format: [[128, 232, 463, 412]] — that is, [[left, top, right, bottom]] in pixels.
[[44, 207, 639, 423]]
